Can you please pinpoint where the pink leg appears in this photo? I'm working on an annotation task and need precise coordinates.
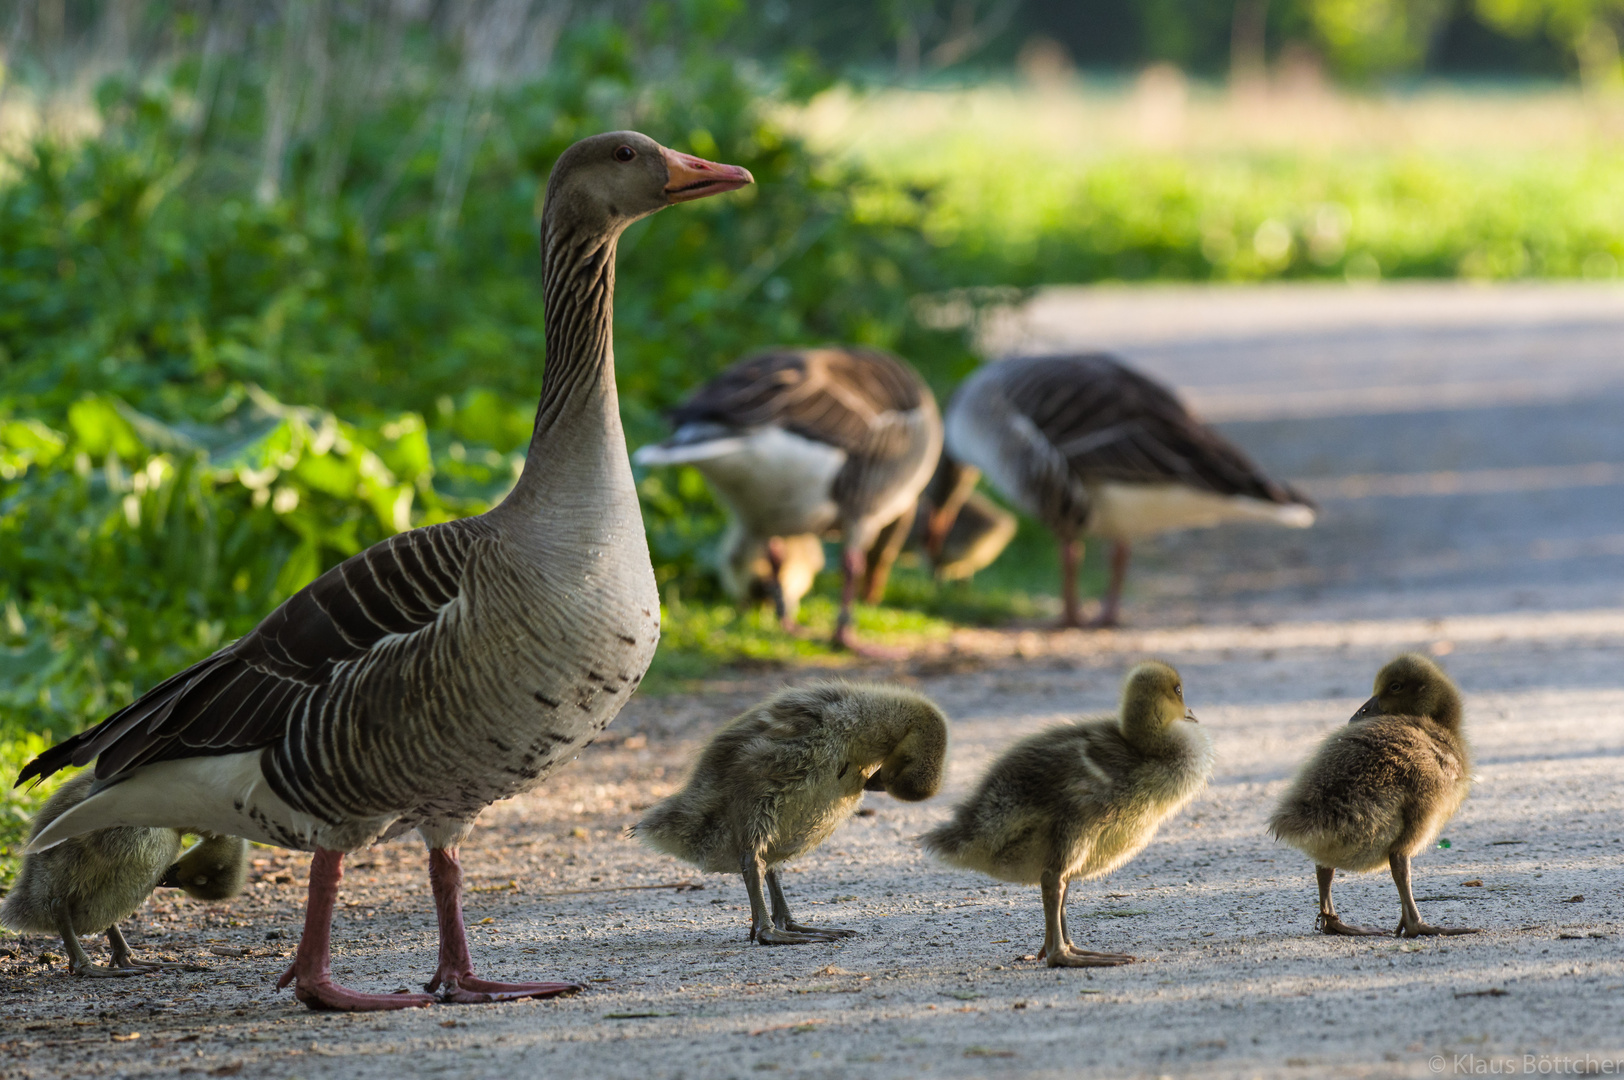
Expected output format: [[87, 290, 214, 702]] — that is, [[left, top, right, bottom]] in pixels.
[[277, 849, 434, 1011], [1057, 533, 1083, 628], [1086, 542, 1131, 628], [832, 545, 907, 659], [426, 847, 582, 1004]]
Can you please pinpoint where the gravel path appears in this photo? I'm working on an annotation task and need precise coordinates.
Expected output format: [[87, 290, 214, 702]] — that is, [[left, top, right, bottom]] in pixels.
[[3, 283, 1621, 1080]]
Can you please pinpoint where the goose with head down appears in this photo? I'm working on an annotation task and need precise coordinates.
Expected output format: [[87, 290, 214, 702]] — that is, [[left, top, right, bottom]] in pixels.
[[14, 131, 752, 1011], [633, 345, 941, 656], [936, 353, 1314, 628]]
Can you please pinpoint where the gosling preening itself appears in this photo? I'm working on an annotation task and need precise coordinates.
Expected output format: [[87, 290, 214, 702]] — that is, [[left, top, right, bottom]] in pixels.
[[923, 661, 1212, 967], [635, 682, 949, 945], [1, 772, 249, 976], [1269, 653, 1479, 938]]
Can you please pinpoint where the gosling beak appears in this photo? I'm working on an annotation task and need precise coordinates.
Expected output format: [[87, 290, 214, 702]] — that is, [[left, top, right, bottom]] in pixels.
[[1349, 695, 1381, 723], [1184, 708, 1198, 723], [661, 146, 753, 203]]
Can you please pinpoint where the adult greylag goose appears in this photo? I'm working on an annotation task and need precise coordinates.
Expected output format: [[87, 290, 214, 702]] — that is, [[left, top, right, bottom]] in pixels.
[[923, 661, 1212, 967], [635, 681, 948, 945], [1269, 654, 1479, 937], [1, 772, 247, 976], [632, 346, 941, 655], [15, 132, 752, 1011], [939, 353, 1314, 627]]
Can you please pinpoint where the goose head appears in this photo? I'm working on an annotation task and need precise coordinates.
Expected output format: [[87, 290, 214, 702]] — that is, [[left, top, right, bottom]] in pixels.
[[862, 694, 950, 802], [1351, 653, 1463, 731], [543, 131, 753, 238], [1119, 660, 1197, 749]]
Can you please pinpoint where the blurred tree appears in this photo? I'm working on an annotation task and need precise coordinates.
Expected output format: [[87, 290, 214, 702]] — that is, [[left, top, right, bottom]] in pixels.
[[1300, 0, 1453, 77], [1476, 0, 1624, 89]]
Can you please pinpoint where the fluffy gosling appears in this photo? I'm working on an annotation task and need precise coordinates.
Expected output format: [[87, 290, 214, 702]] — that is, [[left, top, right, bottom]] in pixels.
[[1269, 653, 1479, 938], [923, 661, 1213, 967], [1, 772, 250, 976], [635, 682, 949, 945]]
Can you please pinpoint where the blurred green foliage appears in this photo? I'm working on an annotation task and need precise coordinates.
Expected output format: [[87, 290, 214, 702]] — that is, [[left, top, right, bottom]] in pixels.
[[876, 147, 1624, 286]]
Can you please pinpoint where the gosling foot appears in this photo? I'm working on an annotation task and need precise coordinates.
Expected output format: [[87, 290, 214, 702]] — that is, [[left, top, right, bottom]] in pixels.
[[781, 921, 857, 939], [1043, 945, 1136, 968], [118, 958, 209, 974], [429, 970, 584, 1004], [1396, 919, 1481, 938], [70, 961, 148, 978], [1316, 913, 1387, 937], [754, 926, 844, 945]]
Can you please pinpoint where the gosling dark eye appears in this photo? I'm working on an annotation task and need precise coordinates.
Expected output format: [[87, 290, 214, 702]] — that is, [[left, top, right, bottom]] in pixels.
[[613, 145, 637, 162], [1174, 685, 1183, 697], [1389, 681, 1403, 693]]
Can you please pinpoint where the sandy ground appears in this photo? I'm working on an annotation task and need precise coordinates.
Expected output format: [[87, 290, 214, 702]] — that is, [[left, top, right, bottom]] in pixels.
[[3, 283, 1623, 1080]]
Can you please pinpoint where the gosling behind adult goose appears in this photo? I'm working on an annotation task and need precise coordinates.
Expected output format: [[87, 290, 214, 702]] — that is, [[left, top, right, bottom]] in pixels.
[[1269, 653, 1478, 938], [633, 346, 941, 654], [941, 353, 1314, 627], [16, 132, 753, 1011], [635, 681, 948, 945], [1, 772, 246, 976], [923, 661, 1212, 967], [915, 456, 1017, 581]]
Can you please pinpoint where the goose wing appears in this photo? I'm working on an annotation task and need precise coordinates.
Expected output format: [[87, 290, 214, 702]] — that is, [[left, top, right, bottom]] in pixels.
[[668, 346, 927, 455], [1000, 354, 1310, 505], [16, 520, 487, 788]]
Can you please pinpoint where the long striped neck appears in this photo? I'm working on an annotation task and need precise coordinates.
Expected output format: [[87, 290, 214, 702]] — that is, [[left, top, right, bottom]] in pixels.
[[505, 216, 623, 509]]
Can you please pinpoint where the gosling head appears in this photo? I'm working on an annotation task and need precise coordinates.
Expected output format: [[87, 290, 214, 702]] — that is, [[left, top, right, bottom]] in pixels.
[[1351, 653, 1463, 731], [862, 690, 950, 803], [543, 131, 753, 239], [1119, 660, 1197, 747]]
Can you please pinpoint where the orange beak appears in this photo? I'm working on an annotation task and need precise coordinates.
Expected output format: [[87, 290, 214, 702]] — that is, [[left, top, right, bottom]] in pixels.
[[661, 146, 753, 202]]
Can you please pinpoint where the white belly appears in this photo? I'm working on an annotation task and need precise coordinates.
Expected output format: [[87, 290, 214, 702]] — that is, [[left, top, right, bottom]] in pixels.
[[688, 428, 847, 537], [1087, 483, 1315, 541]]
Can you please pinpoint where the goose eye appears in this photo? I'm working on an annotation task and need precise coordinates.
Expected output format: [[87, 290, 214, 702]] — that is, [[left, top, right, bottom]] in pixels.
[[1174, 685, 1183, 697], [613, 145, 637, 162], [1389, 681, 1403, 693]]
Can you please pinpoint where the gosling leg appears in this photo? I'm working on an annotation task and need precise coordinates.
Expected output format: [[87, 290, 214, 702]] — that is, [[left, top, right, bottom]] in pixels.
[[1315, 865, 1385, 936], [1390, 853, 1480, 937], [53, 909, 140, 978], [741, 853, 836, 945], [766, 869, 854, 939], [1056, 879, 1134, 962], [1039, 870, 1133, 967], [107, 923, 206, 973]]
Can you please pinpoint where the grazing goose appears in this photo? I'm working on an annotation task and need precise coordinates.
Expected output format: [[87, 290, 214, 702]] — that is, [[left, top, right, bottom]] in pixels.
[[940, 353, 1314, 627], [15, 132, 753, 1011], [633, 346, 941, 655], [1, 772, 246, 976], [1269, 654, 1479, 938], [923, 661, 1212, 967], [634, 682, 948, 945]]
